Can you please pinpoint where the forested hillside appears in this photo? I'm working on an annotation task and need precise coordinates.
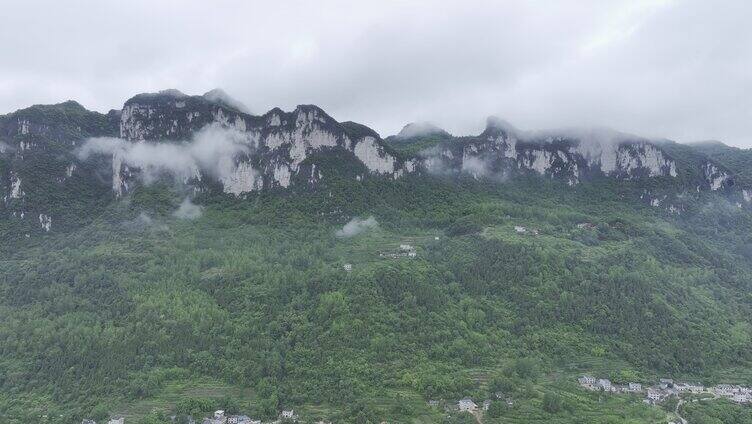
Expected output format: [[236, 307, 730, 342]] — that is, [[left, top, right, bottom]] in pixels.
[[2, 93, 752, 423], [692, 141, 752, 186], [2, 169, 752, 423]]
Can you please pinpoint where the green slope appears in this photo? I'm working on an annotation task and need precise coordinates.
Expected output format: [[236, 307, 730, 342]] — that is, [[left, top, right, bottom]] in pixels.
[[691, 141, 752, 186], [1, 174, 752, 423]]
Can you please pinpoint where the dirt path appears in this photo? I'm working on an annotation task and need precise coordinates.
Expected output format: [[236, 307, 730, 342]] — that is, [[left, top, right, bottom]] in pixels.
[[675, 399, 687, 424]]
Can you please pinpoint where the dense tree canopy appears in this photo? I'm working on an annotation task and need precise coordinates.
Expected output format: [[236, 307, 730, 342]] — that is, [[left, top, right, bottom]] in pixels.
[[1, 173, 752, 423]]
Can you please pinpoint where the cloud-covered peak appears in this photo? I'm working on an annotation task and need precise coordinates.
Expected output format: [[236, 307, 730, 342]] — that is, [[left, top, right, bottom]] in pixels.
[[395, 121, 450, 139], [481, 116, 519, 139], [203, 88, 249, 113]]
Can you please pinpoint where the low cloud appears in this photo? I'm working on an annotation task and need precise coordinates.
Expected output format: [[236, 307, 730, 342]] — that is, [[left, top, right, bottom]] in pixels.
[[77, 123, 253, 185], [396, 121, 448, 139], [461, 156, 490, 178], [122, 212, 168, 232], [173, 197, 203, 220], [336, 216, 378, 238], [0, 141, 15, 154], [203, 88, 250, 114], [420, 146, 500, 180]]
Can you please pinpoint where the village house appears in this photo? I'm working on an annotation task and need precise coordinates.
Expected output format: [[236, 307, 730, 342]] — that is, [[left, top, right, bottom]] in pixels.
[[428, 400, 439, 407], [82, 420, 96, 424], [576, 222, 596, 230], [514, 226, 526, 234], [281, 409, 296, 419], [628, 382, 642, 392], [714, 384, 735, 397], [203, 410, 226, 424], [227, 416, 238, 424], [578, 375, 596, 385], [458, 397, 477, 412], [107, 418, 125, 424], [578, 375, 596, 390], [380, 244, 417, 259], [399, 244, 417, 257], [733, 392, 749, 403], [646, 388, 661, 402], [482, 400, 491, 411], [343, 263, 352, 272], [596, 378, 612, 391], [686, 383, 705, 393], [675, 382, 704, 393], [659, 379, 673, 389]]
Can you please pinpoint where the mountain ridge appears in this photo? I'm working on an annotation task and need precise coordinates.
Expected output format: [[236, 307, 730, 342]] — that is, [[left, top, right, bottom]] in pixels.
[[3, 91, 752, 423], [0, 89, 749, 235]]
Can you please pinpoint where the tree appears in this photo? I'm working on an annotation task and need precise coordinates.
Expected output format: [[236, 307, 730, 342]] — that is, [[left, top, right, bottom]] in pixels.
[[542, 392, 563, 414], [486, 400, 505, 418]]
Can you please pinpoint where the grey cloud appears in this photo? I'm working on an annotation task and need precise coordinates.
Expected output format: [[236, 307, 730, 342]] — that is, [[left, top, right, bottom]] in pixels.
[[203, 88, 250, 114], [336, 216, 378, 238], [461, 156, 491, 179], [78, 124, 251, 185], [0, 141, 14, 154], [396, 122, 448, 139], [123, 212, 168, 232], [173, 197, 203, 220], [0, 1, 750, 146]]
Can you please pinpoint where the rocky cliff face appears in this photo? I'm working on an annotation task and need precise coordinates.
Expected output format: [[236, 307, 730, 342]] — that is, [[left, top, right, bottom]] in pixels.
[[0, 101, 117, 232], [0, 88, 749, 234], [110, 89, 410, 197], [419, 118, 679, 185]]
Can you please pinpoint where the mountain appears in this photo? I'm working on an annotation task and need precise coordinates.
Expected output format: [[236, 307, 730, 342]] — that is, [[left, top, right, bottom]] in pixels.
[[0, 90, 414, 234], [690, 140, 752, 187], [116, 89, 412, 196], [393, 121, 452, 140], [2, 89, 749, 236], [2, 90, 752, 424]]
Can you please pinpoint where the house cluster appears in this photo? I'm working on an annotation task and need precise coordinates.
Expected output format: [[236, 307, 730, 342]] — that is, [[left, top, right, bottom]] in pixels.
[[714, 384, 752, 403], [458, 397, 489, 412], [577, 376, 643, 394], [578, 376, 752, 405], [379, 244, 417, 259], [83, 409, 303, 424], [200, 410, 261, 424], [199, 409, 297, 424], [445, 393, 512, 413], [514, 226, 539, 236], [428, 397, 490, 413], [81, 418, 124, 424]]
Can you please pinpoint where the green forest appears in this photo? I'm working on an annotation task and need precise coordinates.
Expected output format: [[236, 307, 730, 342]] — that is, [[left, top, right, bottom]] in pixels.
[[2, 171, 752, 423]]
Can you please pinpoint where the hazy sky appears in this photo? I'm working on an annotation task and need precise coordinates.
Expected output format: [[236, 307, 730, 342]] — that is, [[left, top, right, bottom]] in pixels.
[[1, 0, 750, 145]]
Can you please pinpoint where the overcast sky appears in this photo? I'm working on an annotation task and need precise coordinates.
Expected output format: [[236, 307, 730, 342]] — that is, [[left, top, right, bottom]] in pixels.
[[1, 0, 750, 145]]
